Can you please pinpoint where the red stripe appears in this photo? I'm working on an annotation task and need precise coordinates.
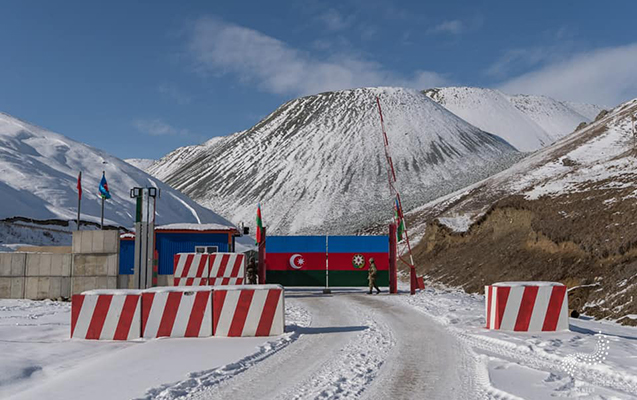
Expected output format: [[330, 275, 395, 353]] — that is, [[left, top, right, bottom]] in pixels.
[[186, 278, 194, 286], [230, 255, 244, 277], [173, 278, 180, 286], [213, 290, 228, 334], [157, 292, 182, 337], [185, 291, 210, 337], [141, 293, 155, 336], [228, 290, 255, 337], [222, 278, 230, 285], [114, 295, 139, 340], [86, 295, 113, 340], [209, 278, 217, 286], [486, 286, 492, 329], [195, 255, 208, 278], [543, 286, 566, 331], [200, 278, 208, 286], [71, 295, 85, 337], [256, 290, 281, 336], [236, 278, 244, 285], [495, 287, 511, 330], [514, 286, 539, 331], [216, 254, 230, 277], [173, 254, 179, 275]]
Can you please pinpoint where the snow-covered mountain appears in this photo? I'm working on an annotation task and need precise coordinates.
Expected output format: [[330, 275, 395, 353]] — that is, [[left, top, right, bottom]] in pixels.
[[124, 158, 156, 171], [424, 87, 603, 152], [149, 87, 519, 235], [0, 112, 233, 228], [409, 97, 637, 323]]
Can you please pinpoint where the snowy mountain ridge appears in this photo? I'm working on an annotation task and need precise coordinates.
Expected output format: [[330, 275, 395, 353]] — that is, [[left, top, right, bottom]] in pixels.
[[148, 87, 520, 235], [424, 87, 603, 152], [0, 111, 233, 228]]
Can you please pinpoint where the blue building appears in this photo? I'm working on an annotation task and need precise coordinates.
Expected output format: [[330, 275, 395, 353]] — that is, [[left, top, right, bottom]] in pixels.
[[119, 224, 240, 279]]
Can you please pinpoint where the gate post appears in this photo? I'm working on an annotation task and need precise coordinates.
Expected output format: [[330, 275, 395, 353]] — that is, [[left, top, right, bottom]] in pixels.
[[389, 224, 397, 294], [258, 227, 266, 284]]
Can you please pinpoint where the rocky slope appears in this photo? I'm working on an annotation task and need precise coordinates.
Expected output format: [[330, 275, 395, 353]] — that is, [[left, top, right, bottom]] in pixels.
[[149, 87, 520, 235], [409, 98, 637, 324], [425, 87, 602, 152]]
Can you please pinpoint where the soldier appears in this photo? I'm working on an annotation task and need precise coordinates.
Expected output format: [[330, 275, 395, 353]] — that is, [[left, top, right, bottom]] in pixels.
[[246, 257, 258, 284], [368, 258, 381, 294]]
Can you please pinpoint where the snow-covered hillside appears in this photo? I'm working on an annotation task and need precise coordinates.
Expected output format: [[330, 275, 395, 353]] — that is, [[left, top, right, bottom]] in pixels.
[[410, 97, 637, 323], [149, 87, 520, 235], [424, 87, 602, 152], [124, 158, 156, 171], [0, 112, 233, 228]]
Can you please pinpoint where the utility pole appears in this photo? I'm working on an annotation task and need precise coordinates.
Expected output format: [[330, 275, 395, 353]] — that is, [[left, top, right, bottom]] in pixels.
[[130, 187, 159, 289]]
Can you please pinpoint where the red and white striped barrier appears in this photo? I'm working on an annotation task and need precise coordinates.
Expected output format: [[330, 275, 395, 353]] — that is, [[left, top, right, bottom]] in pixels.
[[173, 253, 210, 286], [71, 290, 142, 340], [208, 253, 245, 286], [486, 282, 568, 332], [142, 287, 213, 338], [213, 285, 284, 337]]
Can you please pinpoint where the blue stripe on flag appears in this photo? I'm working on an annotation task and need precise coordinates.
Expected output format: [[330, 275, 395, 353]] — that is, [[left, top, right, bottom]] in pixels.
[[328, 236, 389, 253], [267, 236, 327, 253]]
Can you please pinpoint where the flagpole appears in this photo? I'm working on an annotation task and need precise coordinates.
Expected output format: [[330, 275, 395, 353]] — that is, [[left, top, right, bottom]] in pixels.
[[101, 196, 104, 230], [77, 171, 81, 231]]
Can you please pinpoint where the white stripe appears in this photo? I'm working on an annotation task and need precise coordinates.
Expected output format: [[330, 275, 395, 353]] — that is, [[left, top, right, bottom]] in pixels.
[[73, 295, 98, 339], [489, 287, 497, 329], [200, 296, 213, 337], [556, 290, 569, 330], [243, 290, 266, 336], [500, 287, 524, 330], [127, 300, 141, 340], [528, 287, 552, 331], [172, 292, 193, 337], [270, 291, 284, 335], [215, 290, 240, 336], [210, 255, 223, 277], [100, 295, 125, 340], [143, 293, 168, 338], [485, 286, 490, 329], [174, 254, 188, 276]]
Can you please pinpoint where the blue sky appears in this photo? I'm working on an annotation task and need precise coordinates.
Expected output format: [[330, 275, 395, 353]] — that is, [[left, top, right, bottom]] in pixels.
[[1, 0, 636, 160]]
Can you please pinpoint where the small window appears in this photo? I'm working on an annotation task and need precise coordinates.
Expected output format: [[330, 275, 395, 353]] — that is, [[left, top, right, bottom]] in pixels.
[[195, 246, 219, 254]]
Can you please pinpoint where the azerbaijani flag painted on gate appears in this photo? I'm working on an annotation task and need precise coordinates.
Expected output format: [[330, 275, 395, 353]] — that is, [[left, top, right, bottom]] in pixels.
[[266, 235, 389, 287]]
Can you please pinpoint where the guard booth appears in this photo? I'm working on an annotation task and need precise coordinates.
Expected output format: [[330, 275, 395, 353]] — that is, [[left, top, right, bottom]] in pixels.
[[266, 235, 390, 287], [119, 224, 240, 286]]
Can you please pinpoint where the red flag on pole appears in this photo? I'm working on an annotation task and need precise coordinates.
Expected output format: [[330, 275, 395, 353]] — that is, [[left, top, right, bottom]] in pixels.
[[77, 171, 82, 200]]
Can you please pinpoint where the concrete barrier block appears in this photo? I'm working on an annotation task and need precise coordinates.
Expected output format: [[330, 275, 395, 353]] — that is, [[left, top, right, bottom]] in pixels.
[[107, 254, 118, 276], [50, 255, 63, 276], [72, 231, 80, 253], [73, 255, 109, 276], [25, 277, 38, 299], [61, 277, 71, 298], [0, 254, 10, 277], [80, 231, 94, 254], [61, 254, 72, 276], [107, 276, 117, 289], [104, 231, 119, 254], [49, 277, 64, 299], [0, 278, 10, 298], [72, 276, 97, 295], [26, 254, 39, 276], [11, 253, 26, 276], [92, 231, 105, 253], [37, 277, 50, 299]]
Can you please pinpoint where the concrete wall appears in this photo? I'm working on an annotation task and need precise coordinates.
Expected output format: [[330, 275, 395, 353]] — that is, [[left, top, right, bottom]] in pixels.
[[0, 230, 120, 299], [0, 253, 27, 299], [71, 230, 119, 295]]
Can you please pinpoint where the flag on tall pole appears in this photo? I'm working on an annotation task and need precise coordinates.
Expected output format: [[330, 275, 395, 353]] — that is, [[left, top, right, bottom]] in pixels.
[[256, 203, 264, 245], [76, 171, 82, 230], [99, 171, 111, 229], [394, 197, 405, 241]]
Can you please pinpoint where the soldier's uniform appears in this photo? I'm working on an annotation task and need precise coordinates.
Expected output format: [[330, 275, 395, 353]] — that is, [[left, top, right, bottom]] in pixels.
[[368, 258, 381, 294], [246, 258, 258, 284]]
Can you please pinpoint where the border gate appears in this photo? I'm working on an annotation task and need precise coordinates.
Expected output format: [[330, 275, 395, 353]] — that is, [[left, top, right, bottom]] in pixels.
[[265, 235, 390, 287]]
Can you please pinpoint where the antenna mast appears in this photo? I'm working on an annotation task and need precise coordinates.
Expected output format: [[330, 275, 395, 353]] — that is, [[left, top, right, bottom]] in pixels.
[[375, 96, 418, 294]]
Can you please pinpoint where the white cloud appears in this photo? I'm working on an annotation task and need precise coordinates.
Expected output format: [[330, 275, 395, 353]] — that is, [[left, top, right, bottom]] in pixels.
[[157, 83, 192, 105], [499, 43, 637, 106], [186, 16, 448, 96], [427, 20, 464, 36], [133, 119, 189, 136]]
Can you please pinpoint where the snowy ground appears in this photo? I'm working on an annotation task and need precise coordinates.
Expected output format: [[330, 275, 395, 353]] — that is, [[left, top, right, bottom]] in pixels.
[[1, 287, 637, 399]]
